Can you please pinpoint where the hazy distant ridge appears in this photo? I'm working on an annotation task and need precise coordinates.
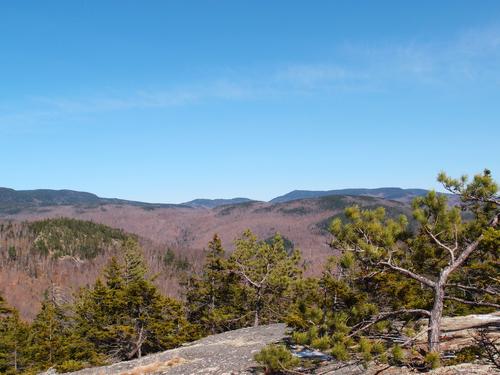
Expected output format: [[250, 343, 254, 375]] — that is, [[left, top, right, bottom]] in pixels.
[[270, 187, 430, 204], [0, 186, 434, 213], [0, 187, 183, 213], [182, 198, 257, 208]]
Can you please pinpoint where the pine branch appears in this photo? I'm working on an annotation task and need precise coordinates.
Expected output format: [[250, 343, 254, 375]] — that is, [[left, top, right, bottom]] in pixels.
[[378, 261, 435, 288]]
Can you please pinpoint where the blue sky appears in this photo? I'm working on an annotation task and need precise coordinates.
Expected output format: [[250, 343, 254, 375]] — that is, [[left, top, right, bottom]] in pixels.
[[1, 1, 499, 203]]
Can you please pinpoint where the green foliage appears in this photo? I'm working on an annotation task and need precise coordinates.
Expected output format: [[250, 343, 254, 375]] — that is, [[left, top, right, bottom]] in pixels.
[[264, 235, 295, 254], [229, 231, 302, 327], [0, 169, 496, 373], [330, 343, 349, 361], [286, 253, 377, 360], [391, 345, 404, 364], [163, 248, 176, 266], [424, 351, 441, 369], [288, 169, 499, 369], [446, 345, 482, 366], [311, 336, 330, 351], [278, 206, 312, 216], [254, 344, 299, 374], [29, 218, 128, 259], [7, 245, 16, 261], [163, 248, 191, 271], [0, 238, 196, 373], [0, 295, 29, 374], [184, 234, 242, 335], [291, 331, 309, 345], [318, 195, 350, 211], [56, 359, 87, 373], [185, 231, 302, 336], [74, 239, 192, 361], [27, 297, 102, 373]]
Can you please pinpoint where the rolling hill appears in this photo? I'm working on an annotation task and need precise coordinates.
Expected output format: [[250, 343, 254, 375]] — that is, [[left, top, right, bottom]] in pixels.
[[270, 187, 431, 203], [0, 186, 422, 261], [0, 186, 424, 319], [0, 187, 184, 214]]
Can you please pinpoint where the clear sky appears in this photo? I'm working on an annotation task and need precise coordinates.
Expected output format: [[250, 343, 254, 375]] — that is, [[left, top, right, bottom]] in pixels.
[[1, 1, 499, 203]]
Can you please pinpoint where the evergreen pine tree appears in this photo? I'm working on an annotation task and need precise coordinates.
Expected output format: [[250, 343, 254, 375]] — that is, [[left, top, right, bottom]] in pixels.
[[75, 239, 192, 361], [229, 230, 302, 327], [28, 298, 70, 371], [0, 295, 29, 374], [185, 234, 242, 335], [287, 169, 499, 366], [28, 295, 101, 373]]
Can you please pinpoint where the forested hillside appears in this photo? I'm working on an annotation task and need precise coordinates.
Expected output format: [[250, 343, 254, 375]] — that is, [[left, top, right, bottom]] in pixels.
[[0, 194, 413, 319], [0, 219, 197, 319], [0, 171, 498, 374]]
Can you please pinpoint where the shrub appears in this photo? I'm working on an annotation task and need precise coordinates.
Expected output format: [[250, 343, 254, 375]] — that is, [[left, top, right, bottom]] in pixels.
[[254, 344, 300, 374], [291, 331, 309, 345], [391, 344, 405, 364], [56, 360, 86, 372], [311, 336, 330, 351], [424, 352, 440, 369], [331, 342, 350, 361]]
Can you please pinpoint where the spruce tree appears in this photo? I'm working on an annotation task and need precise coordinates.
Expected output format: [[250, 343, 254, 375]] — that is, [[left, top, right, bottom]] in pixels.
[[75, 239, 191, 361], [185, 234, 242, 335], [28, 296, 100, 373], [0, 295, 29, 374]]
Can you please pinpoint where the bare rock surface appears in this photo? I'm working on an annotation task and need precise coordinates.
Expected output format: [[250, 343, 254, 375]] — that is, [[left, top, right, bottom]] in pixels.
[[66, 323, 287, 375], [312, 362, 499, 374], [415, 312, 500, 351], [55, 313, 500, 375]]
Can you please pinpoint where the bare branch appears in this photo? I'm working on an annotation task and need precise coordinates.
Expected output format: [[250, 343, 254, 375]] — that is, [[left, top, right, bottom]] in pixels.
[[259, 262, 272, 286], [442, 212, 498, 279], [349, 309, 430, 337], [425, 226, 456, 264], [235, 261, 260, 289], [445, 296, 500, 309], [465, 195, 500, 206], [473, 329, 500, 369], [490, 276, 500, 284], [378, 261, 435, 288], [446, 283, 500, 296], [441, 185, 500, 207], [446, 240, 480, 277]]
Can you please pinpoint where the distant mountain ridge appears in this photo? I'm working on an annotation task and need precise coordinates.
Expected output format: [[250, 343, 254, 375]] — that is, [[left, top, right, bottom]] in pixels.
[[0, 187, 182, 214], [270, 187, 431, 204], [182, 198, 257, 208], [0, 186, 436, 214]]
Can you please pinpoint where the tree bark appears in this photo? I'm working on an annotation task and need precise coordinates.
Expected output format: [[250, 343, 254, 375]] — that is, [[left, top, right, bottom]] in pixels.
[[254, 309, 259, 327], [137, 325, 144, 359], [210, 275, 217, 335], [14, 347, 17, 372], [254, 289, 261, 327], [428, 280, 445, 352]]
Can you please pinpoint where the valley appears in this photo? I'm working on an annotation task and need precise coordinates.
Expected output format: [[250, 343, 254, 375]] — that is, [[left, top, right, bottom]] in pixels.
[[0, 187, 417, 319]]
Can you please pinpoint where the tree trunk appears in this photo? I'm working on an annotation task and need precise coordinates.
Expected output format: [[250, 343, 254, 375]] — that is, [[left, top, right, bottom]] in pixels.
[[254, 289, 262, 327], [210, 280, 216, 334], [138, 325, 144, 358], [254, 307, 260, 327], [428, 281, 445, 352]]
